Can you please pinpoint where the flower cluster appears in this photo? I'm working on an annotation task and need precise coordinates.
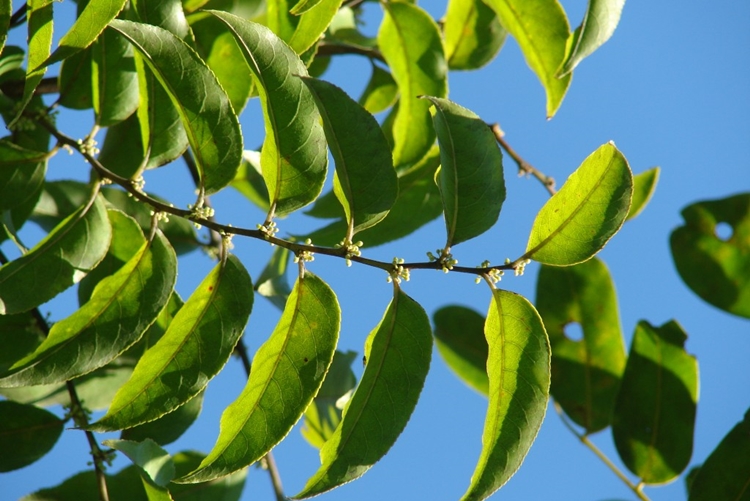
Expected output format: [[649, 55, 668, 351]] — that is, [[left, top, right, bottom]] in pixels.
[[387, 257, 410, 283], [475, 260, 505, 284], [335, 239, 364, 267]]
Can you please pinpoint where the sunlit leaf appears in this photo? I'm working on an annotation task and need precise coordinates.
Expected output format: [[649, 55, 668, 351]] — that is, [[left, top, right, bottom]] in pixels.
[[358, 63, 398, 115], [0, 219, 177, 387], [290, 0, 323, 15], [378, 2, 447, 169], [0, 401, 64, 472], [301, 76, 398, 238], [121, 390, 204, 446], [0, 192, 111, 315], [689, 408, 750, 501], [88, 255, 253, 431], [0, 137, 48, 211], [670, 193, 750, 318], [443, 0, 507, 70], [301, 350, 358, 448], [482, 0, 571, 117], [209, 11, 328, 217], [288, 0, 343, 54], [92, 26, 139, 126], [424, 96, 505, 247], [0, 0, 10, 55], [294, 285, 432, 498], [109, 19, 243, 194], [627, 167, 659, 220], [177, 271, 340, 484], [45, 0, 128, 66], [524, 142, 633, 265], [535, 257, 625, 432], [558, 0, 626, 76], [460, 290, 549, 501], [433, 305, 489, 395], [612, 320, 698, 484], [103, 438, 175, 488]]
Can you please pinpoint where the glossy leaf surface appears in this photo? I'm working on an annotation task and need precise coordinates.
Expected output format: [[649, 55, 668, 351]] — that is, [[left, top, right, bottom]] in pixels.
[[627, 166, 659, 220], [670, 193, 750, 318], [89, 255, 253, 431], [524, 142, 633, 265], [109, 19, 243, 194], [612, 320, 698, 484], [443, 0, 506, 70], [301, 350, 358, 448], [425, 96, 505, 247], [92, 26, 139, 127], [433, 305, 489, 395], [0, 214, 176, 387], [535, 257, 625, 432], [294, 285, 432, 498], [483, 0, 570, 117], [0, 192, 111, 315], [178, 272, 340, 483], [302, 77, 397, 237], [558, 0, 626, 76], [378, 2, 447, 169], [461, 290, 550, 501], [0, 400, 63, 472], [209, 11, 327, 217], [689, 408, 750, 501]]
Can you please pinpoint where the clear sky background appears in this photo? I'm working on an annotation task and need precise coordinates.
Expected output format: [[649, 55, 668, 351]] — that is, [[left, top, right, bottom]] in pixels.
[[3, 1, 750, 500]]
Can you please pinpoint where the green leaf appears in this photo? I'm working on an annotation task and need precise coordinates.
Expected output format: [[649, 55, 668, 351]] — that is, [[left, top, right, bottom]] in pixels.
[[433, 305, 489, 395], [524, 142, 633, 265], [627, 166, 659, 220], [670, 193, 750, 318], [482, 0, 571, 117], [612, 320, 698, 484], [558, 0, 626, 76], [209, 11, 328, 217], [358, 63, 398, 115], [535, 257, 625, 432], [29, 181, 91, 231], [92, 25, 140, 126], [109, 19, 243, 194], [0, 192, 111, 315], [0, 0, 10, 55], [290, 0, 323, 16], [461, 289, 550, 501], [58, 47, 94, 110], [45, 0, 128, 67], [304, 145, 443, 247], [88, 255, 253, 431], [0, 220, 177, 387], [0, 401, 63, 472], [121, 390, 204, 446], [289, 0, 343, 55], [177, 271, 340, 484], [8, 0, 54, 127], [0, 311, 45, 374], [97, 113, 145, 179], [689, 408, 750, 501], [301, 77, 398, 238], [424, 96, 506, 248], [301, 350, 358, 448], [103, 438, 175, 488], [229, 150, 271, 213], [294, 284, 432, 498], [443, 0, 507, 70], [0, 137, 48, 211], [254, 246, 292, 310], [378, 2, 447, 169]]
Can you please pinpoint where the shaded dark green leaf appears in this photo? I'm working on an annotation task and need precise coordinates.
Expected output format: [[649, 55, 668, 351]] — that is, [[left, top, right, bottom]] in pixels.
[[254, 245, 292, 310], [229, 150, 270, 213], [424, 96, 505, 248], [558, 0, 626, 76], [524, 142, 633, 265], [443, 0, 506, 70], [535, 257, 625, 432], [0, 400, 64, 472], [92, 26, 139, 126], [294, 284, 431, 498], [121, 390, 204, 446], [627, 166, 659, 221], [58, 47, 93, 110], [433, 305, 489, 395], [0, 311, 45, 373], [88, 255, 253, 431], [0, 191, 111, 315], [0, 0, 9, 55], [0, 137, 48, 211], [612, 320, 698, 484], [98, 113, 147, 179], [670, 193, 750, 318], [460, 289, 550, 501], [177, 271, 340, 484], [103, 438, 175, 488], [378, 2, 447, 169]]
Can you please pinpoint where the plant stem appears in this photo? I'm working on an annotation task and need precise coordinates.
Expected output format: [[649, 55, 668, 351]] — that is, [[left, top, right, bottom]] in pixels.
[[235, 340, 287, 501], [489, 123, 557, 196], [316, 41, 385, 63], [554, 403, 651, 501]]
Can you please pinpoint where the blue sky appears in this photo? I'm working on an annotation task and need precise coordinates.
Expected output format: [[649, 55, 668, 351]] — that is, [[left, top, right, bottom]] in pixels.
[[3, 1, 750, 500]]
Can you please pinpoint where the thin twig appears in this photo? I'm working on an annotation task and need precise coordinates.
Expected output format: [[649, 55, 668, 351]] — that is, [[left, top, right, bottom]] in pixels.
[[554, 403, 651, 501], [489, 123, 557, 196], [182, 150, 222, 252], [316, 41, 385, 63]]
